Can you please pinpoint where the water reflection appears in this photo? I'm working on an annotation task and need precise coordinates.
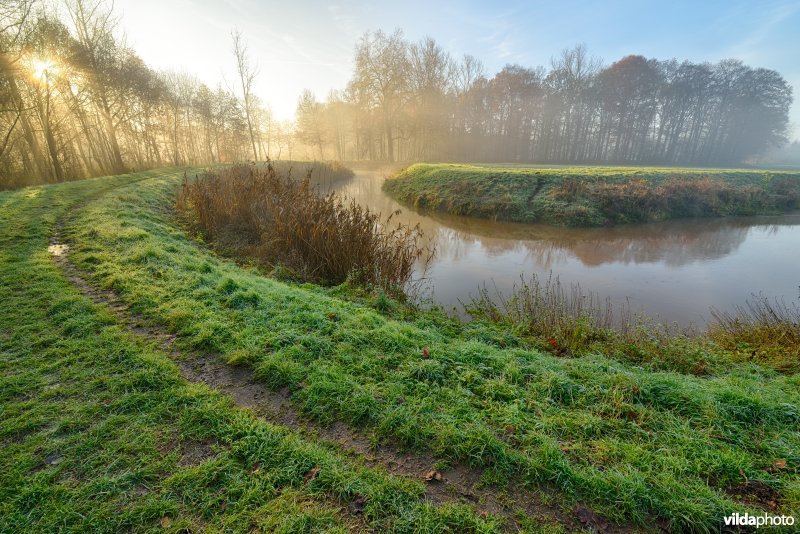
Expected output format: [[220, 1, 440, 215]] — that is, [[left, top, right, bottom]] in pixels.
[[318, 171, 800, 326]]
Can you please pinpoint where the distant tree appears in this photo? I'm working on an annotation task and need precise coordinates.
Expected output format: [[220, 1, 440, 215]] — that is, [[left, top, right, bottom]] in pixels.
[[66, 0, 128, 173], [349, 29, 410, 162], [295, 89, 326, 159], [231, 29, 259, 161]]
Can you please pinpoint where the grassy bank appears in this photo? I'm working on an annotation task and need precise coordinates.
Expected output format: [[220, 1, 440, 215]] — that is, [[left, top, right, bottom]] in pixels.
[[383, 164, 800, 226], [0, 170, 494, 533], [32, 169, 800, 531]]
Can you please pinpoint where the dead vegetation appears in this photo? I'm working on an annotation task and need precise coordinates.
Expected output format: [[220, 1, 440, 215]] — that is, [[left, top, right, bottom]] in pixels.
[[177, 162, 432, 295]]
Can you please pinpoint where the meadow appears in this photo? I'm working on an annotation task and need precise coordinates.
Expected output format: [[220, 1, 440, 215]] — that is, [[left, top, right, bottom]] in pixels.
[[383, 164, 800, 226], [1, 167, 797, 532]]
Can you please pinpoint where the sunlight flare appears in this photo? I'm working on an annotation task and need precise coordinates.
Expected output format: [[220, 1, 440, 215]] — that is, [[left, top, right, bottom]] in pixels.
[[29, 57, 59, 82]]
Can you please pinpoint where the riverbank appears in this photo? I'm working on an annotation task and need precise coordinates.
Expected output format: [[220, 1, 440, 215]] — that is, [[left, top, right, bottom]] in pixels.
[[0, 170, 494, 533], [3, 169, 796, 531], [383, 163, 800, 226]]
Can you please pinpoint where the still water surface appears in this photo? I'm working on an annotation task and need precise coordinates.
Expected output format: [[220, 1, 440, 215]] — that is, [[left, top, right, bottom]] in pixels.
[[324, 171, 800, 328]]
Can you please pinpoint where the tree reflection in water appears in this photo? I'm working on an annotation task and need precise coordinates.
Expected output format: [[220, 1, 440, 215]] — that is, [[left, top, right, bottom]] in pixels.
[[315, 170, 800, 326]]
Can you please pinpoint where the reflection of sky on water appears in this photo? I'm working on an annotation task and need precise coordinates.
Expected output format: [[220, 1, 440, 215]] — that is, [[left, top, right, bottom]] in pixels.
[[320, 171, 800, 327]]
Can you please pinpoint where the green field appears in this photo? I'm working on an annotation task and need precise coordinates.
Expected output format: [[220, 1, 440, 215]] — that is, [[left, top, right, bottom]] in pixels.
[[1, 169, 799, 532], [383, 164, 800, 226]]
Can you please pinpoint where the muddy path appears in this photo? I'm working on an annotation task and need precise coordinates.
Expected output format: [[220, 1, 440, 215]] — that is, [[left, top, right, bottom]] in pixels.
[[49, 176, 649, 534]]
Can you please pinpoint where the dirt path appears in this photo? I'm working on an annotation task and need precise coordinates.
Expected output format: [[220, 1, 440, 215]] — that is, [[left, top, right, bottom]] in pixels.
[[49, 178, 645, 534]]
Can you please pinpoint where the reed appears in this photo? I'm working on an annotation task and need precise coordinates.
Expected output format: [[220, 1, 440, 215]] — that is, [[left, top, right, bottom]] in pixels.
[[177, 162, 431, 295], [463, 274, 644, 357]]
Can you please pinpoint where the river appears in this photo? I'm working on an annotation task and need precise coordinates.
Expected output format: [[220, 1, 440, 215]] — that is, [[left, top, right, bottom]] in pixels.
[[322, 170, 800, 328]]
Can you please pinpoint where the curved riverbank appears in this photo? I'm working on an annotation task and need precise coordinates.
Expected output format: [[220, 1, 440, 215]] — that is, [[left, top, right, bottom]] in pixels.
[[383, 163, 800, 226]]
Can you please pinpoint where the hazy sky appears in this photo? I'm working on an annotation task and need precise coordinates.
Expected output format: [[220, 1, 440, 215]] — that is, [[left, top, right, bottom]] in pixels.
[[113, 0, 800, 140]]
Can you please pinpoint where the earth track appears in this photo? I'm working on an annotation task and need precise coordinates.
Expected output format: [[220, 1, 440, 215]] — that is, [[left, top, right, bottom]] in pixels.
[[48, 171, 645, 534]]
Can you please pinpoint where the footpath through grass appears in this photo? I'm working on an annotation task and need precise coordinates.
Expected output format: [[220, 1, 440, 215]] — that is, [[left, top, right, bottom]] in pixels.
[[383, 163, 800, 226], [0, 170, 495, 533], [42, 170, 800, 531]]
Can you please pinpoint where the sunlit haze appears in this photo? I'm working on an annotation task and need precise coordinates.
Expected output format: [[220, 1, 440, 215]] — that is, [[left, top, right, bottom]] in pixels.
[[113, 0, 800, 138]]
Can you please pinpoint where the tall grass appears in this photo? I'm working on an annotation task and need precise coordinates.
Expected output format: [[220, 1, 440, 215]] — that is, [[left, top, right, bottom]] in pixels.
[[465, 274, 630, 337], [464, 274, 800, 375], [463, 274, 664, 363], [709, 294, 800, 372], [177, 162, 431, 295]]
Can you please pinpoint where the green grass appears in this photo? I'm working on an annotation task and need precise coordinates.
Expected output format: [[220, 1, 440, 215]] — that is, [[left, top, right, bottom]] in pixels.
[[383, 163, 800, 226], [0, 170, 497, 533], [30, 169, 800, 531]]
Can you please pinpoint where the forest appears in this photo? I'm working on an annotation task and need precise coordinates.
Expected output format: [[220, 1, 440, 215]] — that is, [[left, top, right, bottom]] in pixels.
[[299, 30, 793, 166], [1, 3, 795, 190], [0, 0, 279, 189]]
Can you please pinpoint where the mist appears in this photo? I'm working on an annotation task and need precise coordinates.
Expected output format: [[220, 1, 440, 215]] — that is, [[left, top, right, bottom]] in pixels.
[[2, 1, 798, 189]]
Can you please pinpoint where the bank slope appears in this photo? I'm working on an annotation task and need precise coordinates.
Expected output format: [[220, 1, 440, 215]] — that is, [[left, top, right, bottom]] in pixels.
[[0, 171, 495, 533], [383, 163, 800, 226], [42, 169, 800, 531]]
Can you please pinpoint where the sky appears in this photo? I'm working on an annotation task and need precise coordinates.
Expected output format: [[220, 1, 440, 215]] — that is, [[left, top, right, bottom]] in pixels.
[[112, 0, 800, 140]]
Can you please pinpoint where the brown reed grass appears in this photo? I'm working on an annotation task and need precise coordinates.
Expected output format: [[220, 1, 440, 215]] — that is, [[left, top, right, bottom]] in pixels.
[[177, 162, 432, 295]]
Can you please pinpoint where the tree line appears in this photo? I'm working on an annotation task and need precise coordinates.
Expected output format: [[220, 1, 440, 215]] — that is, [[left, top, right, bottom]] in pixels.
[[2, 2, 794, 190], [297, 29, 793, 166], [0, 0, 292, 190]]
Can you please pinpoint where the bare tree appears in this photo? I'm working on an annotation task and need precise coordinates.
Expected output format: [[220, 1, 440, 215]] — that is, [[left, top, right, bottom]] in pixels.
[[296, 89, 326, 159], [231, 29, 259, 161], [66, 0, 128, 173]]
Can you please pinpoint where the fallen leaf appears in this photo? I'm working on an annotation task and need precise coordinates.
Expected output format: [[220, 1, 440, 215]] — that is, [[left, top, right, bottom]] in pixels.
[[248, 462, 262, 475], [304, 465, 321, 485], [424, 469, 443, 482], [773, 459, 787, 470], [159, 516, 172, 528]]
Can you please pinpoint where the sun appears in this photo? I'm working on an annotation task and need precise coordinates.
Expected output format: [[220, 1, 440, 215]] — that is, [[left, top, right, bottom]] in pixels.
[[29, 57, 59, 81]]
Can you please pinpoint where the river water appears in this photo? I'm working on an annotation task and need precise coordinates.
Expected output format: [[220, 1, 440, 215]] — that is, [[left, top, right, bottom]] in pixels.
[[323, 170, 800, 328]]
